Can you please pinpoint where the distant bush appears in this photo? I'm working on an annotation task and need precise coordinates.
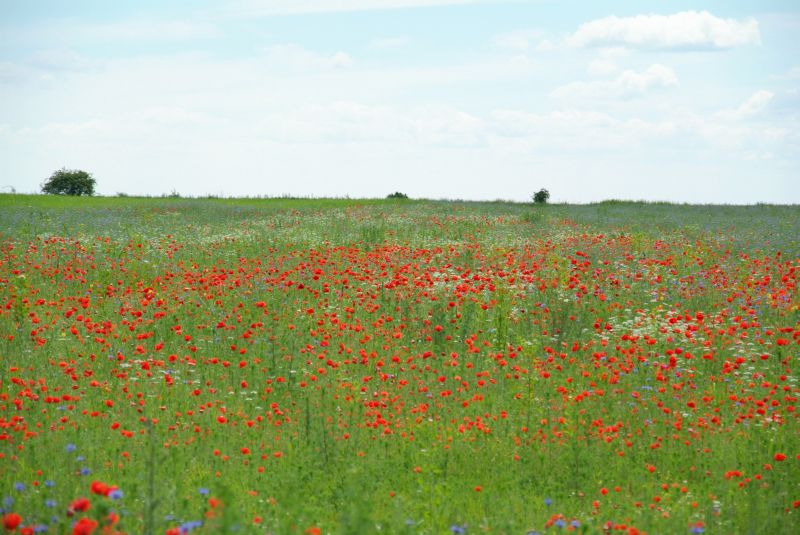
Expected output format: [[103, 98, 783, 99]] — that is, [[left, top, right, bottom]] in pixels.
[[533, 188, 550, 204], [41, 168, 96, 196], [387, 192, 409, 199]]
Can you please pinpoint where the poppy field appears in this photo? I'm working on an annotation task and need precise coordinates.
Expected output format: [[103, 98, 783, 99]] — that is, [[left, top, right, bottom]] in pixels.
[[0, 195, 798, 534]]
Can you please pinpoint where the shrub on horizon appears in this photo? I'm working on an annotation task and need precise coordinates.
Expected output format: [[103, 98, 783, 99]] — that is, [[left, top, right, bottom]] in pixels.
[[41, 168, 96, 196], [533, 188, 550, 204]]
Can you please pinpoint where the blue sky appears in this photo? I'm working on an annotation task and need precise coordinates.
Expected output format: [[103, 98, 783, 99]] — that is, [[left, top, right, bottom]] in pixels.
[[1, 0, 798, 202]]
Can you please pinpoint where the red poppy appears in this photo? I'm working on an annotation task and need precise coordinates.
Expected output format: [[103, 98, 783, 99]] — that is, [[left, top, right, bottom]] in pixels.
[[72, 517, 98, 535], [3, 513, 21, 531], [68, 497, 91, 516]]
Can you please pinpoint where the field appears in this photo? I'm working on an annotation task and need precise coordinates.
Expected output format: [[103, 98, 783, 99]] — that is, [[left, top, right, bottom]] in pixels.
[[0, 195, 798, 534]]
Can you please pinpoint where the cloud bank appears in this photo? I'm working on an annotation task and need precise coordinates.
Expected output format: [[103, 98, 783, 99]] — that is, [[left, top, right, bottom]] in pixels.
[[567, 11, 760, 50]]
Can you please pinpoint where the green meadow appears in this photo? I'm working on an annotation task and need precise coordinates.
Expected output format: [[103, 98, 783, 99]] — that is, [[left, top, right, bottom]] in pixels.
[[0, 194, 798, 534]]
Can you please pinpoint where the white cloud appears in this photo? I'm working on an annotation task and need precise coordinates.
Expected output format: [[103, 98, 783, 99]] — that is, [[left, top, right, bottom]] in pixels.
[[715, 90, 774, 120], [259, 101, 484, 146], [488, 109, 677, 152], [3, 90, 794, 201], [586, 47, 628, 75], [587, 59, 618, 76], [262, 44, 355, 70], [552, 64, 678, 101], [567, 11, 760, 50], [772, 66, 800, 81], [28, 49, 101, 73], [491, 30, 557, 53], [492, 29, 543, 51]]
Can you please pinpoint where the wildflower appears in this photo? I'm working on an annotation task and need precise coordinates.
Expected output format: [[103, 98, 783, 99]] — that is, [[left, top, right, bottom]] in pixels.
[[68, 497, 90, 516], [71, 517, 97, 535], [90, 481, 109, 496], [3, 513, 22, 531], [179, 520, 203, 533]]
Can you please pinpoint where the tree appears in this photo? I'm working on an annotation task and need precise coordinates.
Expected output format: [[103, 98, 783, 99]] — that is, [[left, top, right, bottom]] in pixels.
[[387, 192, 409, 199], [41, 168, 96, 196], [533, 188, 550, 204]]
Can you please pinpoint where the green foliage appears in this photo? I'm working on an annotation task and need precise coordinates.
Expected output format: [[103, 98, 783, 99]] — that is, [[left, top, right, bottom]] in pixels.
[[521, 210, 544, 224], [41, 168, 96, 196], [387, 191, 409, 199], [532, 188, 550, 204]]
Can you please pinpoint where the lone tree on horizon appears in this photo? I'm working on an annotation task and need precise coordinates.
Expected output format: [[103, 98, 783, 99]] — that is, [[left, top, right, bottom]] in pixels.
[[533, 188, 550, 204], [41, 168, 96, 196]]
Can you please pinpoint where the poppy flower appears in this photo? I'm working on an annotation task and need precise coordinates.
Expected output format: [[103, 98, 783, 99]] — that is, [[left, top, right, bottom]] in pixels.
[[71, 517, 98, 535], [3, 513, 22, 531]]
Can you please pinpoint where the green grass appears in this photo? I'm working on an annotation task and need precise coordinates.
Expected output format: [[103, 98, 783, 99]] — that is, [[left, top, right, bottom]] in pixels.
[[0, 194, 798, 534]]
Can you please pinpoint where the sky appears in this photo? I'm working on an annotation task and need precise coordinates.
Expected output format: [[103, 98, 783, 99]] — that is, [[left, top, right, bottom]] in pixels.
[[1, 0, 798, 203]]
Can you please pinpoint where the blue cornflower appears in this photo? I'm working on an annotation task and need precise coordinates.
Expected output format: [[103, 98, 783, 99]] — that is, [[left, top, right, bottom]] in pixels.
[[179, 520, 203, 533], [79, 467, 91, 476], [109, 489, 123, 500], [13, 482, 25, 492], [45, 499, 57, 508], [544, 497, 552, 506], [449, 525, 466, 534], [65, 443, 77, 452], [690, 526, 705, 534], [44, 480, 55, 488], [570, 520, 580, 528], [198, 488, 209, 496], [554, 519, 566, 528]]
